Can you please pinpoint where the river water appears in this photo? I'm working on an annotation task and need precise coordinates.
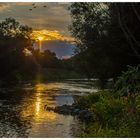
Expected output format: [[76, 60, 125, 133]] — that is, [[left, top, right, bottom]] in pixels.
[[0, 81, 97, 137]]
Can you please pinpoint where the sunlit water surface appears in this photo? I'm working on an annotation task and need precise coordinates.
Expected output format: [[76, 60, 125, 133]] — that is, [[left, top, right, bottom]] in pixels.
[[0, 81, 97, 137]]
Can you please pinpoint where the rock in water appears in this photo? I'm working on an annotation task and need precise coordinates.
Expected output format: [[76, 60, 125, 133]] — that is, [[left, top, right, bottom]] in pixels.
[[45, 104, 95, 121]]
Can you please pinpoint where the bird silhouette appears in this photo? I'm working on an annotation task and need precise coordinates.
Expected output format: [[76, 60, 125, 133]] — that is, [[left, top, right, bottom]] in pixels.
[[28, 4, 47, 12]]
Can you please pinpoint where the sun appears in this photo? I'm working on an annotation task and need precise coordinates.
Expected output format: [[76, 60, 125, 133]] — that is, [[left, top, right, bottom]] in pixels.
[[38, 36, 44, 41]]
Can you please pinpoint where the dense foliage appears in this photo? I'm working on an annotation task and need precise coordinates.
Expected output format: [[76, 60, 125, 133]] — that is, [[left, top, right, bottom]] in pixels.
[[76, 91, 140, 137], [75, 65, 140, 137], [115, 65, 140, 96], [69, 3, 140, 85]]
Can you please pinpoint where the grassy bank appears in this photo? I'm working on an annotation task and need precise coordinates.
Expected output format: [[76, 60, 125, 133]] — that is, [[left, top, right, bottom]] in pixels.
[[75, 90, 140, 137]]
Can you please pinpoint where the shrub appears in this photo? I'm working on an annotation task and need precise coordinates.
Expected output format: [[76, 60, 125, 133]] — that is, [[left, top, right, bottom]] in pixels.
[[77, 65, 140, 137], [74, 92, 100, 108], [92, 96, 127, 128], [114, 65, 140, 96]]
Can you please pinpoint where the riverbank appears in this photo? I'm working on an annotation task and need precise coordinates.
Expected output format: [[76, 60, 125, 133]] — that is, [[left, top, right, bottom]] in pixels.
[[0, 81, 95, 137], [45, 89, 140, 137], [70, 90, 140, 137], [45, 104, 94, 121]]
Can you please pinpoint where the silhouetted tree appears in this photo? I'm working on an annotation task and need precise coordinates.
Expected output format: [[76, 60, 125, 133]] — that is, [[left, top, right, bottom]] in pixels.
[[69, 3, 112, 85], [69, 3, 140, 86], [0, 18, 37, 83], [33, 49, 61, 68]]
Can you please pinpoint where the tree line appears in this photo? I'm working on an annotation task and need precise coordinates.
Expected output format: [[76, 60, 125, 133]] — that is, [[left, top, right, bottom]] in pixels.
[[69, 3, 140, 88], [0, 18, 77, 85]]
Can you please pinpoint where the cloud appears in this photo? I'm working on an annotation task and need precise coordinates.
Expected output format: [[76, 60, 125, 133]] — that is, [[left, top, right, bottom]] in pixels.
[[31, 29, 74, 43], [62, 55, 72, 60], [0, 3, 32, 12], [0, 3, 11, 11], [12, 3, 32, 6], [0, 2, 71, 35]]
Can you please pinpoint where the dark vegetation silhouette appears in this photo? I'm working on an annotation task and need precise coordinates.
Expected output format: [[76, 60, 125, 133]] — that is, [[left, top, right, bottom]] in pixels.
[[0, 18, 81, 86], [69, 3, 140, 88], [67, 3, 140, 137], [0, 18, 36, 83], [0, 3, 140, 87]]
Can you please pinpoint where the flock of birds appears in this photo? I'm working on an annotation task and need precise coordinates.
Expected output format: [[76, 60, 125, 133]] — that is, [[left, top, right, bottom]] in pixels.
[[29, 3, 47, 11]]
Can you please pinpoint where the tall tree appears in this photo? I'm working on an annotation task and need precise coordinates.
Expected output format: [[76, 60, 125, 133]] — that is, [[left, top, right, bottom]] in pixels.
[[108, 3, 140, 77], [69, 3, 112, 84], [69, 3, 140, 85]]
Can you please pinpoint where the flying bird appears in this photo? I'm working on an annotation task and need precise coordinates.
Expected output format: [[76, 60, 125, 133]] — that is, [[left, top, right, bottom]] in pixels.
[[28, 4, 47, 12]]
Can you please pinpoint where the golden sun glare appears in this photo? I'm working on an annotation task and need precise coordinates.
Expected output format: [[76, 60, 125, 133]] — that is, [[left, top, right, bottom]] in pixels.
[[38, 36, 44, 41], [31, 30, 74, 42]]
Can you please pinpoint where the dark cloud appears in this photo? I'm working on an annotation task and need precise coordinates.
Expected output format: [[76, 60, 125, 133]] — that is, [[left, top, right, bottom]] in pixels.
[[0, 3, 71, 35]]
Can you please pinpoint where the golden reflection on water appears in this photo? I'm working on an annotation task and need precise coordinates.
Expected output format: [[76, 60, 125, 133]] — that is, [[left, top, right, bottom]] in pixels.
[[20, 83, 57, 122], [35, 95, 41, 116], [35, 84, 43, 117], [7, 82, 83, 137], [36, 83, 45, 92]]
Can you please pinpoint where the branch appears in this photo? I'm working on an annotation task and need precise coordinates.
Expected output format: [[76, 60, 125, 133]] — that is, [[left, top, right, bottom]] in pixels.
[[131, 3, 140, 23], [115, 4, 140, 60]]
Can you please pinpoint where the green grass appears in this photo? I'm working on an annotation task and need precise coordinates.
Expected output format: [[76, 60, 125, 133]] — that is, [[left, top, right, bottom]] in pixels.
[[75, 90, 140, 137]]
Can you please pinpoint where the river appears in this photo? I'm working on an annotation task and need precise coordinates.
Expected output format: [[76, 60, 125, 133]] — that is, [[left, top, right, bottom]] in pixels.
[[0, 80, 97, 137]]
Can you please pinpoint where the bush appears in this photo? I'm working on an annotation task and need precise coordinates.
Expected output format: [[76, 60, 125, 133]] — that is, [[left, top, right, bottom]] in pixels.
[[92, 97, 127, 128], [77, 65, 140, 137], [74, 92, 100, 109], [114, 65, 140, 96], [78, 91, 140, 137]]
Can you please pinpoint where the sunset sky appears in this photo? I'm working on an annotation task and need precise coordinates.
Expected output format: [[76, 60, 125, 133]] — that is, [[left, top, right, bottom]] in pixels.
[[0, 2, 75, 59]]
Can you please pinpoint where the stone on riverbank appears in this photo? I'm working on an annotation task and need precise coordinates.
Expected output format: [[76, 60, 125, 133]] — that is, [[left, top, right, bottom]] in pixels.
[[45, 104, 94, 121]]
